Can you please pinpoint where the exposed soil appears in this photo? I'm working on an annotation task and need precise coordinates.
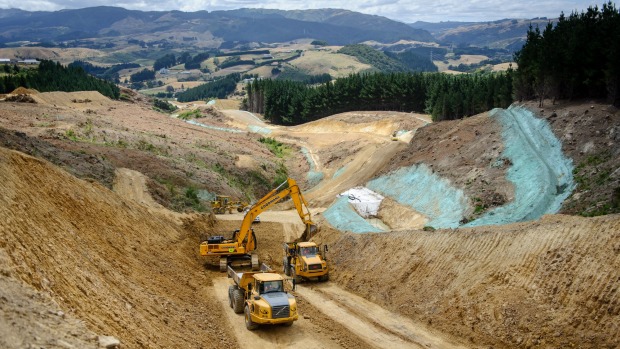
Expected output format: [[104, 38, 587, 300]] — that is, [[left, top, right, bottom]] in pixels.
[[314, 214, 620, 349], [0, 91, 294, 207], [527, 100, 620, 216], [1, 88, 619, 349]]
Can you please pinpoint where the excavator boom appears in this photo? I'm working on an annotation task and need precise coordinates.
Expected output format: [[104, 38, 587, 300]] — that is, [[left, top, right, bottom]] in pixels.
[[200, 177, 317, 271]]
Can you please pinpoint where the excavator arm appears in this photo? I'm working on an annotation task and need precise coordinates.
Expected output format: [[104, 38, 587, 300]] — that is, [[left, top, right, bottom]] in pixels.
[[200, 177, 317, 271], [236, 178, 317, 250]]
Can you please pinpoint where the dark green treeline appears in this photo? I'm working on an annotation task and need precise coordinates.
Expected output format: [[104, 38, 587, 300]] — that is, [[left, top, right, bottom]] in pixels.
[[1, 60, 120, 99], [243, 71, 513, 124], [514, 2, 620, 106]]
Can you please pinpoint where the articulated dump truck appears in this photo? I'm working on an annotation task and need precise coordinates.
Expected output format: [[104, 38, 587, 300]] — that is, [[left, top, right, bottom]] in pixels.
[[227, 264, 298, 330], [283, 241, 329, 282]]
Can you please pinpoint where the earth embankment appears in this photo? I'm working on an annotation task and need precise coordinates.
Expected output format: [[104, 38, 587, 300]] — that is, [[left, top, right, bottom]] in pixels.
[[317, 214, 620, 348], [0, 148, 236, 348]]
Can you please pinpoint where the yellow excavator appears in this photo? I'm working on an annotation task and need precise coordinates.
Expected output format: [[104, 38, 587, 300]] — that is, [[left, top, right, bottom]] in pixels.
[[200, 177, 317, 271]]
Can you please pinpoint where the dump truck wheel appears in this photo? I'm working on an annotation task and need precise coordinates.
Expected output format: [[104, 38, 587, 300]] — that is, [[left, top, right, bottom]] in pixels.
[[228, 286, 235, 308], [290, 267, 301, 284], [282, 321, 294, 327], [282, 257, 289, 275], [245, 305, 258, 330], [319, 273, 329, 282], [233, 289, 245, 314]]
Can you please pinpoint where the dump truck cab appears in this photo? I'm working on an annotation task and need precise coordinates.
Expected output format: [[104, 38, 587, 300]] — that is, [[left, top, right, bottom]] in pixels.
[[227, 265, 298, 330], [283, 241, 329, 282]]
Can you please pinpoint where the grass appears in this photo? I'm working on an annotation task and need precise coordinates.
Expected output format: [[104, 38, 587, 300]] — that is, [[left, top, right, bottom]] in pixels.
[[135, 139, 169, 156], [64, 129, 79, 141], [288, 50, 371, 78], [195, 141, 216, 152], [259, 137, 290, 158], [571, 151, 619, 217], [184, 152, 208, 168], [178, 109, 202, 120], [573, 152, 612, 191]]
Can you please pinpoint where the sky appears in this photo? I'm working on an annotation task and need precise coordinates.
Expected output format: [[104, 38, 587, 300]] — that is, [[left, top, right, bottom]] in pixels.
[[0, 0, 602, 23]]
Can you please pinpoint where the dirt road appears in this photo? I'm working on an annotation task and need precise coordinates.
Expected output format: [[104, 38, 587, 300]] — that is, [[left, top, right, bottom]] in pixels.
[[212, 209, 471, 349], [295, 283, 469, 349]]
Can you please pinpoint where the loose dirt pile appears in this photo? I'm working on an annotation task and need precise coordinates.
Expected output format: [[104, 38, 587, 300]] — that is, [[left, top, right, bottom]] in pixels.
[[0, 148, 236, 348]]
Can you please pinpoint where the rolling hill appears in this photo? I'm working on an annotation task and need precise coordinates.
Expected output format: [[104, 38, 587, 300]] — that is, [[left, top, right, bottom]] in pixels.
[[0, 6, 434, 46], [410, 17, 554, 50]]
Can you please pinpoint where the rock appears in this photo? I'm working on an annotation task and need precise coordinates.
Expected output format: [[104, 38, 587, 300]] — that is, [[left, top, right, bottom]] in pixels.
[[98, 335, 121, 348]]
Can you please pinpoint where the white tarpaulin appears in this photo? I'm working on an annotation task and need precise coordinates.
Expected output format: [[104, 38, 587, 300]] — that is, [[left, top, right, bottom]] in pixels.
[[338, 187, 384, 218]]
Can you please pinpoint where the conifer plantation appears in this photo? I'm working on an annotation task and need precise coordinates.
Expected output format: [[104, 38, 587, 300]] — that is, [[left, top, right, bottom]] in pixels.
[[0, 60, 120, 99]]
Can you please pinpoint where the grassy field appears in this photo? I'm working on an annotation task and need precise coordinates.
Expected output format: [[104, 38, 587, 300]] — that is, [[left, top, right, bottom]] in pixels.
[[287, 49, 372, 78], [434, 54, 489, 72]]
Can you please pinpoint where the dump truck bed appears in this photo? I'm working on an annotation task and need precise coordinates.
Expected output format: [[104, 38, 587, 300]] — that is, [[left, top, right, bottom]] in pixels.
[[227, 264, 275, 289]]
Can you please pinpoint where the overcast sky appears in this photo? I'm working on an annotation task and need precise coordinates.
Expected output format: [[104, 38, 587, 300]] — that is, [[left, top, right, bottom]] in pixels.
[[0, 0, 601, 22]]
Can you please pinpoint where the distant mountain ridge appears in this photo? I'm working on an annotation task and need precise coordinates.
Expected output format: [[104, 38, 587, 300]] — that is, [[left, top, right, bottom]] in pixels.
[[0, 6, 434, 45], [409, 18, 555, 50]]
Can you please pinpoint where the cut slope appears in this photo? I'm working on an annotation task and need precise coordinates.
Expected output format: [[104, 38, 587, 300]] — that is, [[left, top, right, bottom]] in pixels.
[[324, 104, 575, 231], [317, 214, 620, 348], [466, 106, 575, 226], [0, 148, 236, 348]]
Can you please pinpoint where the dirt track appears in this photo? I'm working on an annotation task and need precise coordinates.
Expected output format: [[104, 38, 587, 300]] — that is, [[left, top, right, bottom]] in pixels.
[[1, 91, 620, 348]]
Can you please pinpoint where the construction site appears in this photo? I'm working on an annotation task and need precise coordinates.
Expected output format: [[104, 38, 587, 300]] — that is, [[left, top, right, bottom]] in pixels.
[[1, 88, 620, 348]]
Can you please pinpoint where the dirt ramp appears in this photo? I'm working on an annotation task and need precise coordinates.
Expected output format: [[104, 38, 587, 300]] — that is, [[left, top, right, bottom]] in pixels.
[[0, 148, 236, 348], [320, 214, 620, 348]]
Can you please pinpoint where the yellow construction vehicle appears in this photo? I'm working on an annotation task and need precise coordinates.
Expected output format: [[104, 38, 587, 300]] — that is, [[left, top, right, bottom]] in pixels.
[[211, 195, 233, 214], [211, 195, 250, 214], [200, 177, 317, 271], [227, 264, 298, 330], [283, 241, 329, 282]]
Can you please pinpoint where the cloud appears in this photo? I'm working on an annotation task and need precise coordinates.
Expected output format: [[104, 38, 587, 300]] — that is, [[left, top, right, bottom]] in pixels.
[[0, 0, 600, 22]]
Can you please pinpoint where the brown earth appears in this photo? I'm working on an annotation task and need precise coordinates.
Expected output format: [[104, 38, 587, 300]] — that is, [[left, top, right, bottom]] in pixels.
[[0, 91, 296, 205], [1, 88, 620, 348]]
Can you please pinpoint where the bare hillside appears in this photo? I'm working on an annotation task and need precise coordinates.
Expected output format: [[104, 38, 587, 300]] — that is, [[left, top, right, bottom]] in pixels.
[[315, 213, 620, 348], [1, 87, 620, 349], [0, 148, 236, 348]]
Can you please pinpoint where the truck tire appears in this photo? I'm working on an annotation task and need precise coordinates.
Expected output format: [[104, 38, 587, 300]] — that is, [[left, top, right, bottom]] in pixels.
[[233, 288, 245, 314], [245, 305, 258, 330], [228, 286, 235, 308], [290, 267, 301, 284], [282, 257, 289, 275], [319, 273, 329, 282], [282, 321, 294, 327]]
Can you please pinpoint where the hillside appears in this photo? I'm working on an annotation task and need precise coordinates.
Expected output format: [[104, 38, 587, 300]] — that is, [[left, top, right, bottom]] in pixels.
[[427, 18, 554, 50], [1, 88, 619, 348], [0, 6, 434, 46]]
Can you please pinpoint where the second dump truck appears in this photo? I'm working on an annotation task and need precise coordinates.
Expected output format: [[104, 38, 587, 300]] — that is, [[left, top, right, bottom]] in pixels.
[[283, 241, 329, 282], [227, 265, 298, 330]]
